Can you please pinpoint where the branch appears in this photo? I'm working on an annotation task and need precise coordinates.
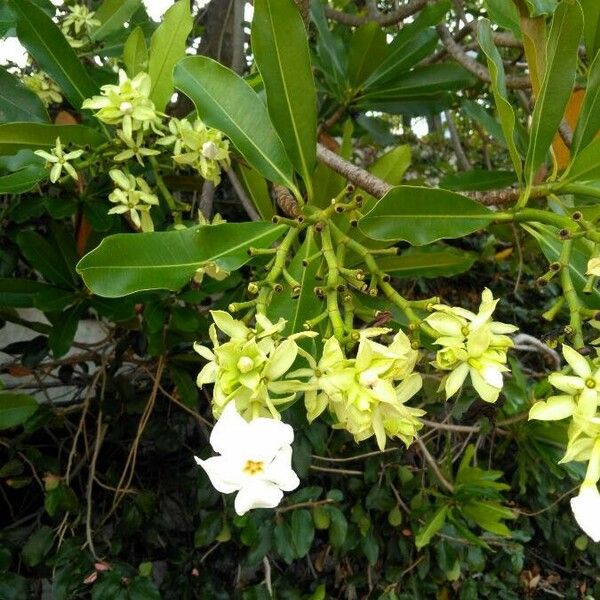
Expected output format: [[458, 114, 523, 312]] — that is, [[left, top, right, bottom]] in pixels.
[[316, 143, 392, 198], [436, 23, 530, 90], [225, 168, 260, 221], [445, 110, 472, 171], [324, 0, 427, 27], [415, 436, 454, 493]]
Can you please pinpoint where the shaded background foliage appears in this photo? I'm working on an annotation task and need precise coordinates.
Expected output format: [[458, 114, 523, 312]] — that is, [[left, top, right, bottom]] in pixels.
[[0, 0, 600, 598]]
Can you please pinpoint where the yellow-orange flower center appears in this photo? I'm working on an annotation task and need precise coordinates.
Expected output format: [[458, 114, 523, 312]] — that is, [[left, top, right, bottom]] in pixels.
[[243, 460, 264, 475]]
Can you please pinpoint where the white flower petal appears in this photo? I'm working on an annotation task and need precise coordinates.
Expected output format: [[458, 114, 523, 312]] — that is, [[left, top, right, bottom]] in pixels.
[[195, 456, 241, 494], [263, 446, 300, 491], [234, 480, 283, 515], [209, 402, 249, 457], [246, 416, 294, 459], [571, 485, 600, 542]]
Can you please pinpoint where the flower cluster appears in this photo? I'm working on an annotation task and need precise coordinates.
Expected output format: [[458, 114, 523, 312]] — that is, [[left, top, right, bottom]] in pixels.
[[60, 5, 100, 48], [107, 169, 159, 232], [194, 311, 315, 420], [529, 345, 600, 541], [82, 70, 160, 141], [158, 117, 231, 185], [293, 330, 424, 450], [23, 72, 62, 107], [425, 288, 518, 403]]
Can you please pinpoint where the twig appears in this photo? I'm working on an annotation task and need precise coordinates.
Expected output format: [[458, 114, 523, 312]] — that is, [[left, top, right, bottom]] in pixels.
[[414, 436, 454, 493], [276, 499, 335, 513], [436, 23, 530, 89], [445, 110, 472, 171], [226, 168, 261, 221], [310, 464, 363, 476], [324, 0, 427, 27], [421, 419, 480, 433], [513, 333, 561, 370], [199, 180, 215, 219], [311, 447, 400, 463], [558, 120, 573, 149]]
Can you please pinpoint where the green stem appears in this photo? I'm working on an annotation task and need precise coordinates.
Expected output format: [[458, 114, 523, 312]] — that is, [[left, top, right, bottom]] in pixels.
[[149, 156, 178, 213], [255, 227, 299, 315], [559, 240, 584, 349], [321, 225, 346, 340]]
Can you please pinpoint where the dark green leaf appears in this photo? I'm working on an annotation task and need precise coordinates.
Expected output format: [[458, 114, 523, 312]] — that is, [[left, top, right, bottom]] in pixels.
[[9, 0, 98, 108], [525, 0, 583, 183], [0, 67, 48, 123], [347, 22, 388, 87], [478, 19, 522, 180], [562, 137, 600, 182], [358, 186, 495, 245], [525, 0, 558, 16], [440, 169, 517, 191], [48, 302, 85, 358], [252, 0, 316, 196], [91, 0, 141, 42], [194, 512, 222, 547], [415, 505, 448, 549], [581, 0, 600, 59], [123, 26, 148, 77], [0, 278, 75, 311], [0, 164, 46, 193], [326, 506, 348, 548], [0, 394, 38, 429], [572, 49, 600, 155], [236, 164, 274, 220], [77, 222, 286, 297], [22, 526, 54, 567], [377, 245, 477, 278], [291, 509, 315, 558], [128, 576, 161, 600], [0, 123, 106, 155], [148, 0, 193, 111], [174, 57, 297, 191], [484, 0, 521, 37]]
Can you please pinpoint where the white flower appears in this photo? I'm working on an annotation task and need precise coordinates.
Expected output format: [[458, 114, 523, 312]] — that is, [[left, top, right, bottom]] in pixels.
[[34, 137, 83, 183], [194, 403, 300, 515], [571, 483, 600, 542]]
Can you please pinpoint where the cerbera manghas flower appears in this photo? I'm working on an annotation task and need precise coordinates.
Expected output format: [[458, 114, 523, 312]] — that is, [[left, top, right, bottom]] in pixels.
[[34, 137, 83, 183], [425, 288, 517, 403], [293, 329, 424, 450], [107, 169, 159, 232], [194, 311, 315, 420]]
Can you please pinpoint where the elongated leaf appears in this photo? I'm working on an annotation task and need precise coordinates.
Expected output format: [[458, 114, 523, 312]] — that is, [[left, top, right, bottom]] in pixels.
[[252, 0, 317, 197], [478, 19, 522, 180], [148, 0, 192, 111], [174, 56, 297, 191], [572, 50, 600, 155], [269, 229, 323, 334], [16, 231, 78, 289], [581, 0, 600, 59], [9, 0, 98, 108], [484, 0, 521, 37], [123, 26, 148, 77], [363, 1, 449, 89], [0, 279, 75, 311], [358, 186, 495, 246], [415, 505, 449, 549], [0, 394, 38, 429], [526, 0, 558, 16], [347, 22, 388, 87], [0, 123, 105, 155], [77, 222, 286, 297], [48, 302, 84, 358], [562, 137, 600, 182], [0, 165, 46, 193], [359, 64, 475, 103], [525, 0, 583, 183], [377, 245, 477, 278], [0, 68, 48, 124], [522, 223, 600, 307], [91, 0, 141, 41], [440, 169, 517, 191], [236, 164, 274, 220]]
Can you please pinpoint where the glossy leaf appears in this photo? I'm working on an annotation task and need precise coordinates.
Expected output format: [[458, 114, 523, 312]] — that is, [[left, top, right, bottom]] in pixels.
[[148, 0, 193, 111], [572, 50, 600, 155], [358, 186, 495, 245], [236, 164, 274, 220], [376, 245, 477, 278], [0, 123, 105, 155], [484, 0, 521, 37], [77, 222, 286, 297], [525, 0, 558, 16], [0, 165, 46, 193], [347, 22, 387, 87], [8, 0, 98, 108], [440, 169, 517, 191], [0, 394, 38, 430], [525, 0, 583, 183], [581, 0, 600, 59], [478, 19, 522, 180], [123, 26, 148, 77], [174, 56, 296, 191], [0, 67, 48, 124], [0, 279, 76, 311], [562, 137, 600, 182], [252, 0, 317, 196], [363, 1, 449, 89], [415, 505, 449, 549], [91, 0, 141, 41]]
